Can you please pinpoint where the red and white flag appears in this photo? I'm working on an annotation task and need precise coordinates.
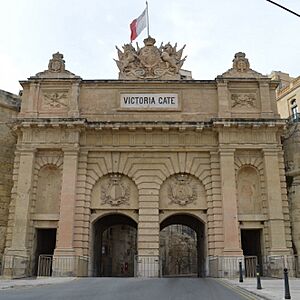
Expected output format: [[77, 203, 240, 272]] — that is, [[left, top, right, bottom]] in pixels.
[[130, 7, 147, 42]]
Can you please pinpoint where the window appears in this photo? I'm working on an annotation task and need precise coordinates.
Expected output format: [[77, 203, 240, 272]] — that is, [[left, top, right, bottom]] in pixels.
[[291, 99, 298, 120]]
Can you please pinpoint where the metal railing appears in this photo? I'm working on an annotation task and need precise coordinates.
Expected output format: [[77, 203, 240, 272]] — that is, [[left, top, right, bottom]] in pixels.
[[37, 255, 89, 277], [287, 113, 300, 123], [244, 256, 257, 278], [208, 255, 299, 279], [134, 255, 160, 277]]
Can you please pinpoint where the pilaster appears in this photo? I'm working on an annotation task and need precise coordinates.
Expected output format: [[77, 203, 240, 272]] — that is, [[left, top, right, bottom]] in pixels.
[[3, 148, 36, 277], [54, 148, 79, 257], [263, 149, 289, 254], [9, 149, 36, 252], [219, 149, 242, 255], [137, 184, 160, 277], [259, 81, 273, 117], [217, 80, 231, 118]]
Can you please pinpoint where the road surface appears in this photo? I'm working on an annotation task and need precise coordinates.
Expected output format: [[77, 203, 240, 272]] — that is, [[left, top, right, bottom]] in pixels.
[[0, 277, 257, 300]]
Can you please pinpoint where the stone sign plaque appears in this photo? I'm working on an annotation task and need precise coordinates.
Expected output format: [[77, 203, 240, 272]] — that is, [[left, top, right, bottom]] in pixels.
[[120, 94, 179, 109]]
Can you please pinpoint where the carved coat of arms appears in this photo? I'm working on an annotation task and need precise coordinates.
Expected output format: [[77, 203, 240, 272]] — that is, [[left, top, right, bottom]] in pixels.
[[101, 174, 130, 206], [114, 36, 186, 80], [167, 174, 197, 206]]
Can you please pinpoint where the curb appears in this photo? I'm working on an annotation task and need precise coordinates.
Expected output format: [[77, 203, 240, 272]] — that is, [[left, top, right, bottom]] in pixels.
[[215, 279, 270, 300]]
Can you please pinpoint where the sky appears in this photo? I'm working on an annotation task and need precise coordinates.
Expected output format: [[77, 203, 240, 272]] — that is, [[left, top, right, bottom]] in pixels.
[[0, 0, 299, 94]]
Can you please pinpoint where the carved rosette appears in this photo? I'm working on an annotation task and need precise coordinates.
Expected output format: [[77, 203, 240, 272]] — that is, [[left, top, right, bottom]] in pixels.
[[167, 174, 197, 206], [114, 36, 187, 80], [101, 174, 130, 206], [231, 93, 256, 108]]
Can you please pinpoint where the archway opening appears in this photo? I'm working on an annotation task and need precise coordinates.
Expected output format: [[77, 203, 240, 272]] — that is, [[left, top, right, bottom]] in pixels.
[[93, 214, 137, 277], [160, 214, 205, 277]]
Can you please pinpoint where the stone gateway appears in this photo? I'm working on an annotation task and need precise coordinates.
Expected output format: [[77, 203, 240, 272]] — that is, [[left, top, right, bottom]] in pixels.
[[1, 39, 294, 278]]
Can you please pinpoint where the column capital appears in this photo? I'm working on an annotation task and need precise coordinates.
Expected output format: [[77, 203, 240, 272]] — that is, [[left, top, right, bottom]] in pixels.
[[263, 148, 278, 156], [219, 148, 235, 156], [62, 147, 80, 155], [16, 147, 37, 154]]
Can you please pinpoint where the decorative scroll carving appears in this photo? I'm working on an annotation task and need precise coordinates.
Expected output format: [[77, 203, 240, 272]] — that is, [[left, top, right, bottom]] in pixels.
[[231, 93, 256, 108], [167, 174, 197, 206], [221, 52, 265, 78], [43, 91, 68, 108], [114, 36, 187, 80], [101, 174, 130, 206]]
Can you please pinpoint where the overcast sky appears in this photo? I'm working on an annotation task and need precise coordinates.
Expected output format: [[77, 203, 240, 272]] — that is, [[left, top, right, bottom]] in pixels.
[[0, 0, 299, 94]]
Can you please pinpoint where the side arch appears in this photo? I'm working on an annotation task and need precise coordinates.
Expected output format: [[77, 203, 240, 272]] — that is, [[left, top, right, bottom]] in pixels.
[[159, 213, 206, 277], [92, 213, 137, 277]]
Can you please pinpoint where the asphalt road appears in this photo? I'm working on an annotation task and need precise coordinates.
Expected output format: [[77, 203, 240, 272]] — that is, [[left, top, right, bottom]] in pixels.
[[0, 278, 256, 300]]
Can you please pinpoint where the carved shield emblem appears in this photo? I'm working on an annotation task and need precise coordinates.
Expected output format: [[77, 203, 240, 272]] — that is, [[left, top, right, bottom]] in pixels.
[[101, 174, 130, 206], [139, 46, 161, 68], [167, 174, 197, 206]]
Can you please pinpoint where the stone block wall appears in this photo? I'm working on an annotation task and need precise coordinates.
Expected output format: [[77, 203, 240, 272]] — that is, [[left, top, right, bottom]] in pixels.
[[0, 90, 20, 260]]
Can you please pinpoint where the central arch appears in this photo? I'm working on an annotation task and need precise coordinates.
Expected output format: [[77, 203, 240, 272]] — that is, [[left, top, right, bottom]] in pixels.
[[160, 213, 205, 277], [93, 213, 137, 277]]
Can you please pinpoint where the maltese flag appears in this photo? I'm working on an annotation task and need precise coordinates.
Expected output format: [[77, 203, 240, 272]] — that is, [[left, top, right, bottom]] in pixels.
[[130, 8, 147, 42]]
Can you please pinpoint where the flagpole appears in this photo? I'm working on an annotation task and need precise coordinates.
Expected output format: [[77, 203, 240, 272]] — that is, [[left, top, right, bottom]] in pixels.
[[146, 1, 150, 37]]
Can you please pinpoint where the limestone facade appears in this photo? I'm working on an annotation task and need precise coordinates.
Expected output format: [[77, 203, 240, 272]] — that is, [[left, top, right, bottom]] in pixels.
[[0, 90, 20, 262], [2, 45, 294, 278], [276, 72, 300, 269]]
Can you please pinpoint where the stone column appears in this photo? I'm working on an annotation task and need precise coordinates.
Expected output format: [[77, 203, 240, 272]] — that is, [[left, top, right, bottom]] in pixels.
[[4, 149, 35, 276], [53, 148, 79, 276], [137, 183, 160, 277], [219, 149, 242, 255], [263, 149, 289, 254]]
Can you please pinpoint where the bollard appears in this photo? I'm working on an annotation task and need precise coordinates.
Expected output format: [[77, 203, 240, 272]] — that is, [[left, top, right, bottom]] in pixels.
[[284, 268, 291, 299], [239, 261, 243, 283], [256, 264, 262, 290]]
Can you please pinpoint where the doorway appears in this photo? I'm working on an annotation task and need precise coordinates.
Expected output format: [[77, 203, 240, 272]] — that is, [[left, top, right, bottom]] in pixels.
[[241, 229, 262, 275], [160, 214, 205, 277], [34, 228, 57, 275], [93, 214, 137, 277]]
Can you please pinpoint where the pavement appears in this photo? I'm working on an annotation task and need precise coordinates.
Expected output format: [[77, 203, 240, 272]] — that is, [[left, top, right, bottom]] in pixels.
[[0, 277, 75, 290], [223, 277, 300, 300]]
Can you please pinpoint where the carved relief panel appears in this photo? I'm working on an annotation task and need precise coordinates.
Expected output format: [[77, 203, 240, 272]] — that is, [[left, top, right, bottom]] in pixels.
[[160, 173, 207, 210], [231, 93, 257, 109], [91, 174, 138, 209], [237, 166, 262, 214], [35, 165, 62, 214], [40, 89, 70, 112]]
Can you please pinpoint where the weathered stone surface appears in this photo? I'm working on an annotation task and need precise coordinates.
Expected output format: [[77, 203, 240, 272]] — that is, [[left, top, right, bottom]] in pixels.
[[0, 90, 20, 260], [1, 49, 293, 278]]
